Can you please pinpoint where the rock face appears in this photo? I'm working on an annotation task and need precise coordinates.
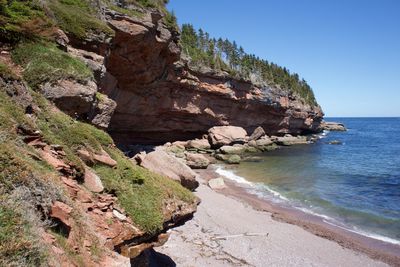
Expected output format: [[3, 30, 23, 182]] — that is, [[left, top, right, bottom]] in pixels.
[[139, 149, 199, 190], [99, 10, 324, 145]]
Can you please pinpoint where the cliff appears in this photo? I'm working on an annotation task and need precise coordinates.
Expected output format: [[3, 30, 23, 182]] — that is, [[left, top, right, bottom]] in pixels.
[[100, 9, 324, 144], [0, 0, 324, 265]]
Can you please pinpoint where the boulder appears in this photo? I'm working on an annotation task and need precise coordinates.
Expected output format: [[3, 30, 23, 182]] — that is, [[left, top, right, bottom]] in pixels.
[[208, 178, 226, 190], [215, 154, 241, 164], [321, 121, 347, 131], [41, 80, 96, 119], [140, 150, 199, 190], [185, 153, 210, 169], [77, 149, 117, 167], [89, 94, 117, 129], [256, 136, 273, 147], [84, 167, 104, 193], [249, 126, 266, 141], [50, 201, 73, 228], [219, 145, 246, 154], [275, 135, 308, 146], [186, 138, 211, 150], [227, 155, 241, 164], [208, 126, 247, 147]]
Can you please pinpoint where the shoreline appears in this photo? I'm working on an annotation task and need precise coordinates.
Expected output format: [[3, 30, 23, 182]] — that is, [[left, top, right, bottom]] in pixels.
[[197, 167, 400, 266]]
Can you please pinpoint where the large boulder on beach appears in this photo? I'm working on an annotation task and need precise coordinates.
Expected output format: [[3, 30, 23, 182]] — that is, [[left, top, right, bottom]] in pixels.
[[140, 150, 199, 190], [215, 154, 241, 164], [186, 138, 211, 150], [208, 126, 247, 147], [275, 135, 308, 146], [185, 153, 210, 169], [219, 145, 246, 154], [249, 126, 266, 141]]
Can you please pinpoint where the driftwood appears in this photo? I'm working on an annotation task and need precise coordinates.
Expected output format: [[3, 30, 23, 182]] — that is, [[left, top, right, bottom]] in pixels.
[[211, 232, 269, 241]]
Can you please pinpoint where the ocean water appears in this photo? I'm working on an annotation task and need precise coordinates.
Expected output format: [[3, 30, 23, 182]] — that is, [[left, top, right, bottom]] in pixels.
[[216, 118, 400, 245]]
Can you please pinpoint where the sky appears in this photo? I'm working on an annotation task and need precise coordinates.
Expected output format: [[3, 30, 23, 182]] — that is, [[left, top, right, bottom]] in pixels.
[[167, 0, 400, 117]]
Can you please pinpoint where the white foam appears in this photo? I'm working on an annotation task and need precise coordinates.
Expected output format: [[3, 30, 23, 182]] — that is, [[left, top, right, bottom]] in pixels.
[[215, 166, 253, 186], [258, 184, 289, 201], [215, 166, 288, 201]]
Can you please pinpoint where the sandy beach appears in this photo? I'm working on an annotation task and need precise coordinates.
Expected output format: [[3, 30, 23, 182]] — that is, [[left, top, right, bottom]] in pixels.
[[154, 174, 396, 267]]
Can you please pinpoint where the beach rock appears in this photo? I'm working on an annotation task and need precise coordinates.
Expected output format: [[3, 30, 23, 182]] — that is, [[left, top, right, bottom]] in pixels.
[[208, 178, 226, 190], [185, 153, 210, 169], [227, 155, 241, 164], [321, 121, 346, 131], [256, 136, 274, 147], [219, 145, 246, 154], [208, 126, 247, 147], [186, 138, 211, 150], [84, 167, 104, 193], [249, 126, 266, 141], [140, 150, 199, 190], [275, 135, 308, 146], [215, 154, 241, 164]]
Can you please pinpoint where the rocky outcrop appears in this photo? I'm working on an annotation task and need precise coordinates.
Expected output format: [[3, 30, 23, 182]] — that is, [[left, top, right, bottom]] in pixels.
[[97, 9, 324, 145], [321, 121, 347, 131]]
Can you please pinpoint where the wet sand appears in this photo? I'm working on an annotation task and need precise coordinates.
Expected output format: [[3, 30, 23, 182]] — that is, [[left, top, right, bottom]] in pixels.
[[155, 169, 400, 266]]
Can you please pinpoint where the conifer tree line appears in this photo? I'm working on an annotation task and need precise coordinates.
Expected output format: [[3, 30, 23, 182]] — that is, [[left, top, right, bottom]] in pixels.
[[180, 24, 317, 106]]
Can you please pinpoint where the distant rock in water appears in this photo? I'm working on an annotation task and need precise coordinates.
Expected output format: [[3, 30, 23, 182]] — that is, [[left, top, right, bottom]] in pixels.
[[322, 121, 347, 131], [328, 140, 343, 145]]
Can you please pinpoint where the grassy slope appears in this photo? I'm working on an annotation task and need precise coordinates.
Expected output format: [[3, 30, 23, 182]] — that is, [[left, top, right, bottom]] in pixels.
[[0, 38, 194, 265]]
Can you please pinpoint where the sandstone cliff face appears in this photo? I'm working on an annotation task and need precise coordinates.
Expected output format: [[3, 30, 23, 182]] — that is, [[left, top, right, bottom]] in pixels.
[[100, 10, 324, 144]]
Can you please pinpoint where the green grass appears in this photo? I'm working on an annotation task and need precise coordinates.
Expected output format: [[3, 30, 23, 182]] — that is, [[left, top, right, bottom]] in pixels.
[[107, 3, 144, 18], [1, 73, 195, 239], [48, 0, 114, 39], [12, 42, 93, 88], [94, 147, 195, 233], [0, 0, 51, 43]]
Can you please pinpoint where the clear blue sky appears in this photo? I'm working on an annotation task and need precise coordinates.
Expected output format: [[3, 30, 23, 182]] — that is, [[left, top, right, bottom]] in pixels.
[[167, 0, 400, 117]]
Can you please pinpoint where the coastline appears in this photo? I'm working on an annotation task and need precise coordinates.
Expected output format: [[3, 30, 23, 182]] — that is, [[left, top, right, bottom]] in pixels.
[[154, 167, 400, 267]]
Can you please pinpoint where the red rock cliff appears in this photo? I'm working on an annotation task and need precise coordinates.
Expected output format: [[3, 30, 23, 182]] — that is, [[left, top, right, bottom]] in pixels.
[[101, 10, 324, 144]]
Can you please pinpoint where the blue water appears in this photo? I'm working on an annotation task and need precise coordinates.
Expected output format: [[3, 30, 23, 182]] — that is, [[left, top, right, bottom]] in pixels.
[[218, 118, 400, 244]]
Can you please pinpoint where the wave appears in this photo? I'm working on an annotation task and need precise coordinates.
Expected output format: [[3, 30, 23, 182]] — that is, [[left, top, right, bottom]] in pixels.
[[324, 220, 400, 246], [215, 166, 253, 186], [215, 166, 288, 201]]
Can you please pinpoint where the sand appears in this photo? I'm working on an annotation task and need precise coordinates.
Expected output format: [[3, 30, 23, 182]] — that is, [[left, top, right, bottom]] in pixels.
[[154, 177, 391, 267]]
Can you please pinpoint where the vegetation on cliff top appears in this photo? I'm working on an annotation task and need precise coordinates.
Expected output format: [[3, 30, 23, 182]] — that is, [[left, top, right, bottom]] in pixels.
[[181, 24, 317, 106]]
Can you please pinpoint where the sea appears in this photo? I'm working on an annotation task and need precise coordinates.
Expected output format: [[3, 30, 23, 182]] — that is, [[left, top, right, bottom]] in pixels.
[[215, 118, 400, 245]]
